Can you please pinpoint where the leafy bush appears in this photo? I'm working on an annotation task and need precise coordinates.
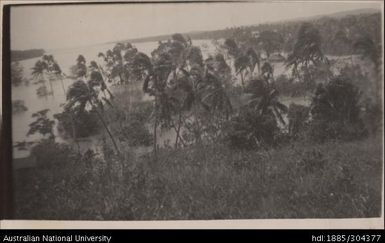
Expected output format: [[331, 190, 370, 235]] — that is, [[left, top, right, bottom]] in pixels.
[[225, 107, 280, 149], [30, 139, 77, 168], [274, 74, 309, 97], [119, 119, 152, 146], [287, 103, 309, 139], [361, 98, 382, 135], [27, 109, 55, 139], [54, 110, 100, 138], [308, 75, 367, 142]]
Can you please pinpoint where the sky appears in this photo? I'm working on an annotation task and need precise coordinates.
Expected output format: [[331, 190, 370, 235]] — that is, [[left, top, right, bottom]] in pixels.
[[10, 1, 383, 50]]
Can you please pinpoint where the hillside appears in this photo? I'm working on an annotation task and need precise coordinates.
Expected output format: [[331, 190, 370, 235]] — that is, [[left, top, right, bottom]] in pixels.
[[11, 49, 45, 62], [120, 8, 381, 56]]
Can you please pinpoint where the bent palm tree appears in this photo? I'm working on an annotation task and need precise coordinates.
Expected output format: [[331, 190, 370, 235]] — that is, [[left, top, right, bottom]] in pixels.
[[286, 23, 328, 82], [32, 60, 52, 98], [246, 78, 288, 127], [65, 80, 120, 154]]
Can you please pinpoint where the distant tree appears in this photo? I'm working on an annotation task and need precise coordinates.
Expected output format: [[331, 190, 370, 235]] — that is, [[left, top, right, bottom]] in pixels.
[[333, 30, 352, 56], [27, 109, 55, 140], [70, 55, 87, 78], [354, 35, 381, 72], [286, 23, 327, 74], [286, 23, 329, 91], [31, 59, 52, 97], [11, 62, 26, 86], [223, 38, 260, 89], [256, 30, 283, 58]]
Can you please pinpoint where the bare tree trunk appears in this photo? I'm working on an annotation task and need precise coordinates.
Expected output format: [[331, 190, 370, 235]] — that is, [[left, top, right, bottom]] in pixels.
[[70, 113, 81, 154], [174, 111, 184, 149], [93, 105, 120, 155], [47, 75, 55, 97], [240, 71, 245, 91]]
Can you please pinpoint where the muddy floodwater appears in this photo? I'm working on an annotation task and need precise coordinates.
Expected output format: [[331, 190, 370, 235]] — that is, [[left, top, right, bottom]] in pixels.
[[12, 39, 310, 162]]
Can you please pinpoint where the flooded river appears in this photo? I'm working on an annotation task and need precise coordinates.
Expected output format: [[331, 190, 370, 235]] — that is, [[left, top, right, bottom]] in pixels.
[[12, 39, 309, 161]]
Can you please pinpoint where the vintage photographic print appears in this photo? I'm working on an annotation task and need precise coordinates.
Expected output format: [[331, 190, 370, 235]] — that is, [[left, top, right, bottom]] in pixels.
[[3, 0, 384, 222]]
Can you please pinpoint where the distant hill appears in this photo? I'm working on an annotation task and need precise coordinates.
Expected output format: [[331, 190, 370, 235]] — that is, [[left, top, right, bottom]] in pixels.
[[11, 49, 45, 62], [113, 8, 381, 56], [113, 8, 381, 43]]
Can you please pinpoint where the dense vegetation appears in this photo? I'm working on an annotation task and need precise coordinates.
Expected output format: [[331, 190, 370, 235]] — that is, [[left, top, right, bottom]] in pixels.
[[13, 11, 383, 220]]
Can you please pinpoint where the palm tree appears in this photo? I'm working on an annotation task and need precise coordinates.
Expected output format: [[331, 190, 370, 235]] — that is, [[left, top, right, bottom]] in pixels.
[[73, 55, 87, 79], [65, 80, 120, 155], [224, 38, 260, 90], [27, 109, 55, 140], [246, 78, 288, 127], [286, 23, 328, 82], [261, 62, 274, 81], [46, 59, 81, 153], [31, 60, 52, 98], [200, 70, 232, 119]]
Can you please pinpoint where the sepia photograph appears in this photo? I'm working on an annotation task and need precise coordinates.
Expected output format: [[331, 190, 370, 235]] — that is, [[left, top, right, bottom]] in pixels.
[[1, 0, 384, 225]]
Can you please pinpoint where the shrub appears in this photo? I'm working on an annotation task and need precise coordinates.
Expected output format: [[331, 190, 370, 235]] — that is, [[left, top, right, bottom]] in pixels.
[[225, 107, 280, 149], [308, 75, 367, 142], [54, 110, 100, 138], [119, 119, 152, 146], [30, 139, 77, 168], [287, 103, 309, 139], [361, 98, 382, 135], [274, 74, 307, 97]]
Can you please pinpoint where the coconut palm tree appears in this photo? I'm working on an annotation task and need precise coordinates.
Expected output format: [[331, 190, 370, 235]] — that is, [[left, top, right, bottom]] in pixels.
[[31, 60, 51, 97], [70, 55, 87, 79], [246, 78, 288, 127], [261, 62, 274, 81], [286, 23, 328, 82], [200, 68, 232, 117], [27, 109, 55, 140], [223, 38, 260, 90], [65, 80, 120, 154]]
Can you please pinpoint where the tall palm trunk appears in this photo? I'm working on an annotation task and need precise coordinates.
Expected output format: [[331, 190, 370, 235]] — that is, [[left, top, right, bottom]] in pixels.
[[70, 113, 81, 154], [59, 75, 66, 95], [174, 110, 184, 149], [92, 103, 120, 155], [240, 71, 245, 91], [60, 76, 80, 154], [46, 73, 55, 97]]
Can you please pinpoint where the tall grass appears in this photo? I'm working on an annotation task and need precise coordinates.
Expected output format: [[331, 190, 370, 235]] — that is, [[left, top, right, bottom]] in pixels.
[[14, 134, 382, 220]]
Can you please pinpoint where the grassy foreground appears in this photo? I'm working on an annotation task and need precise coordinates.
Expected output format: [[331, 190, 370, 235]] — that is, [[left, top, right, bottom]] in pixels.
[[14, 135, 383, 220]]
